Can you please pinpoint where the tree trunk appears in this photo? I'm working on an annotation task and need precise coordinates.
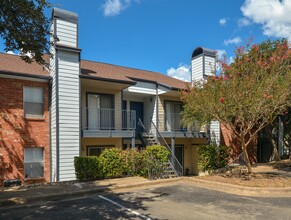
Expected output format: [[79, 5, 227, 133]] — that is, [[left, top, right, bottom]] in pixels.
[[242, 139, 253, 174]]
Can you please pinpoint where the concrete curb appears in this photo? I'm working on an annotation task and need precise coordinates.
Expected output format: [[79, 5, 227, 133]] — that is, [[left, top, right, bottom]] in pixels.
[[0, 177, 184, 208], [183, 177, 291, 197]]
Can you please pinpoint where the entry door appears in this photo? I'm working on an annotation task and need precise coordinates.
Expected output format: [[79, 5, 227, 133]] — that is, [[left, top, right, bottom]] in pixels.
[[130, 101, 144, 132], [174, 145, 184, 168]]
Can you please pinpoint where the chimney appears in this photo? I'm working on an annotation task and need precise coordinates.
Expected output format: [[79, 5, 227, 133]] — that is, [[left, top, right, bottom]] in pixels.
[[191, 47, 220, 145], [191, 47, 216, 82], [49, 8, 81, 182]]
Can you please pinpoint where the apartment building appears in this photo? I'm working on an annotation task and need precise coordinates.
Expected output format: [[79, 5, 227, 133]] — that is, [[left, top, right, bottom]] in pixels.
[[0, 8, 222, 185]]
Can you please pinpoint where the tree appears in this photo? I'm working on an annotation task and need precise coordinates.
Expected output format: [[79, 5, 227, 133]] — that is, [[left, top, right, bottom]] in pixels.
[[0, 0, 51, 65], [181, 39, 291, 173]]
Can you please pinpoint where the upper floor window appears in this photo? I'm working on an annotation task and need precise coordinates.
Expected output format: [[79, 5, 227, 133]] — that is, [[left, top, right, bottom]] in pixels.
[[23, 87, 44, 118]]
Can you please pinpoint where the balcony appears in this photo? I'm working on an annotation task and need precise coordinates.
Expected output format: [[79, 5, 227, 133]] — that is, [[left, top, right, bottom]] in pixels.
[[82, 108, 136, 138], [161, 113, 208, 138]]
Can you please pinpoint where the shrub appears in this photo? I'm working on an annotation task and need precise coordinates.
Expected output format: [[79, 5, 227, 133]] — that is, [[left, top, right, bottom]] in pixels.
[[145, 145, 170, 163], [99, 148, 124, 178], [122, 148, 147, 176], [145, 145, 170, 179], [197, 144, 230, 172], [74, 156, 101, 181]]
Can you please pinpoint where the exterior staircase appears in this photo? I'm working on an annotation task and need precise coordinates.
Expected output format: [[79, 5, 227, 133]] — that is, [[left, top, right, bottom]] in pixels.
[[138, 118, 183, 179], [141, 133, 159, 146]]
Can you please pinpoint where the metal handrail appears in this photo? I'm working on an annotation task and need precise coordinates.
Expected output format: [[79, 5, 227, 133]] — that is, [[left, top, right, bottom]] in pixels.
[[137, 118, 156, 146], [138, 118, 183, 176], [150, 120, 184, 176]]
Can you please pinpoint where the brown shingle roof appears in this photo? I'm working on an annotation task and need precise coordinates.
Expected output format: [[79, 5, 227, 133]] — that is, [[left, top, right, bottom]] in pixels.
[[0, 53, 49, 78], [80, 60, 187, 89], [0, 53, 187, 89]]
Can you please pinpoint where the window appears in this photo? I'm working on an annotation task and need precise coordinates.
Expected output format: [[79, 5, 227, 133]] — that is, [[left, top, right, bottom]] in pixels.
[[24, 148, 44, 179], [87, 93, 114, 129], [87, 146, 114, 156], [165, 101, 183, 131], [24, 87, 44, 118]]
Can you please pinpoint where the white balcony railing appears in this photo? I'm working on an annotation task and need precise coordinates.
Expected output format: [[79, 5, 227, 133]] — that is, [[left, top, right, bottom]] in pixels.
[[83, 108, 136, 130]]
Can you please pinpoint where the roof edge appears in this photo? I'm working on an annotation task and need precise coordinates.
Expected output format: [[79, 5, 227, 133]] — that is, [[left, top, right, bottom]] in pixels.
[[0, 70, 51, 80]]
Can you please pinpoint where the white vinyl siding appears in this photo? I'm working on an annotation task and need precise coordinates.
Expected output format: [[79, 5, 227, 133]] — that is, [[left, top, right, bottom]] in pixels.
[[191, 56, 203, 81], [204, 56, 216, 76], [56, 19, 77, 47], [58, 50, 80, 181], [50, 20, 57, 181]]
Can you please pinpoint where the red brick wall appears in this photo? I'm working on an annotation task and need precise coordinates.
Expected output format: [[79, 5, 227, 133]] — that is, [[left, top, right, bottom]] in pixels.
[[221, 124, 257, 164], [0, 77, 50, 186]]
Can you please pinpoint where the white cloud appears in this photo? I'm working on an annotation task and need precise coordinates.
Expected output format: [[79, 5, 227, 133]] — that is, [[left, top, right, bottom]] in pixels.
[[241, 0, 291, 40], [103, 0, 140, 16], [224, 36, 242, 46], [6, 51, 15, 55], [216, 49, 226, 61], [219, 18, 227, 26], [238, 17, 251, 27], [167, 64, 191, 82]]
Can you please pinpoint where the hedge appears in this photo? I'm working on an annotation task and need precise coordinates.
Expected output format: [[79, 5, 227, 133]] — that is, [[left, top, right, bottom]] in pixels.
[[74, 145, 170, 181], [74, 156, 101, 181]]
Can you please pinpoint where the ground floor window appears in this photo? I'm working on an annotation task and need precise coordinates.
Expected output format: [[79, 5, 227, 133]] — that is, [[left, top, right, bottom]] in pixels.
[[87, 146, 114, 156], [24, 147, 44, 179]]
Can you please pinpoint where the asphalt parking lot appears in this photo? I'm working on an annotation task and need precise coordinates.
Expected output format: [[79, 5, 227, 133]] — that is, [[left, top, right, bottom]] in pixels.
[[1, 183, 291, 220]]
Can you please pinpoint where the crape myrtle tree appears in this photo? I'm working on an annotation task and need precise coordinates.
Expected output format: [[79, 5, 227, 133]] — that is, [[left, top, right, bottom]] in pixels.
[[0, 0, 51, 65], [181, 39, 291, 173]]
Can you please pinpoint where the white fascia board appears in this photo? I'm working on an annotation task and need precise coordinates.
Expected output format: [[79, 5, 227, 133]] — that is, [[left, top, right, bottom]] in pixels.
[[124, 81, 156, 95]]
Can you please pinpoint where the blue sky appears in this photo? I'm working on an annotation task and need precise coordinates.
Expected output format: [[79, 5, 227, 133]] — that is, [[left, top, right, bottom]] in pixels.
[[2, 0, 291, 81]]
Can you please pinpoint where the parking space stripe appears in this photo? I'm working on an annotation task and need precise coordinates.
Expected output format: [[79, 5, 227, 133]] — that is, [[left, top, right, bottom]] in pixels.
[[98, 195, 152, 220]]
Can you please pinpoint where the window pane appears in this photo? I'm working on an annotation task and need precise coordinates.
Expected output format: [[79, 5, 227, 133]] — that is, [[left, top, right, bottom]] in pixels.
[[88, 148, 102, 156], [24, 87, 44, 118], [25, 103, 43, 118], [24, 162, 44, 178], [24, 148, 44, 178], [24, 87, 43, 103], [34, 148, 44, 161], [24, 148, 34, 162]]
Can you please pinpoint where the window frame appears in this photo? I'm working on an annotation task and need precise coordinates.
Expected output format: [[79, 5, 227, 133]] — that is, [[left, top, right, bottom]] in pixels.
[[23, 86, 44, 119], [86, 145, 114, 157], [24, 147, 44, 179]]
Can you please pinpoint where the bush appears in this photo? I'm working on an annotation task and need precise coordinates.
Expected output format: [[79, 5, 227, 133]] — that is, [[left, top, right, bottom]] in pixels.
[[122, 148, 147, 176], [74, 146, 173, 181], [99, 148, 124, 178], [145, 145, 170, 163], [145, 145, 170, 179], [197, 144, 230, 172], [74, 156, 101, 181]]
